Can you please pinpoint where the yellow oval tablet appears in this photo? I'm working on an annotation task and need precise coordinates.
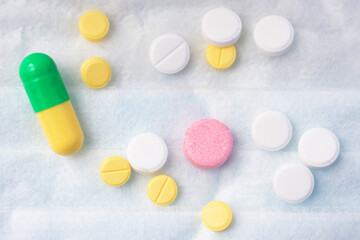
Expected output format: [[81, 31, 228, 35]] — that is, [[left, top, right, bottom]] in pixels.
[[202, 200, 233, 232], [206, 45, 236, 70], [81, 57, 111, 88], [79, 11, 109, 42], [147, 175, 177, 206], [100, 156, 131, 186]]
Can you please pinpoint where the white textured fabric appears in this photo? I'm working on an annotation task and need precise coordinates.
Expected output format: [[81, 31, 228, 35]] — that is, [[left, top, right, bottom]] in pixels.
[[0, 0, 360, 239]]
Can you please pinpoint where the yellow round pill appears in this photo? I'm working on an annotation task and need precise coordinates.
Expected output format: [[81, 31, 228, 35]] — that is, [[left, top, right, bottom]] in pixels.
[[100, 156, 131, 186], [147, 175, 177, 206], [79, 11, 109, 42], [80, 57, 111, 88], [206, 45, 236, 70], [202, 200, 233, 232]]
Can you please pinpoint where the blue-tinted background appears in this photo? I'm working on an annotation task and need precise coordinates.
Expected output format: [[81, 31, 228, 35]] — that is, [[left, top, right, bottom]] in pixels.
[[0, 0, 359, 239]]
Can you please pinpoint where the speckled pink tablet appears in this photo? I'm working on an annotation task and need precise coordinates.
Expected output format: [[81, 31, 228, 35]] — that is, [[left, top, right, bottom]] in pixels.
[[183, 119, 233, 169]]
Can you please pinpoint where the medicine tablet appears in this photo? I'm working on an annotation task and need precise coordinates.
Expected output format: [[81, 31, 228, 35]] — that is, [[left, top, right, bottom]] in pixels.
[[147, 175, 177, 206], [127, 133, 168, 174], [149, 34, 190, 74], [81, 57, 111, 88], [298, 128, 340, 168], [79, 11, 109, 42], [100, 156, 131, 186], [202, 200, 233, 232], [273, 163, 314, 203], [206, 45, 236, 70], [201, 8, 242, 47], [252, 111, 292, 151], [254, 15, 294, 56], [183, 119, 233, 169]]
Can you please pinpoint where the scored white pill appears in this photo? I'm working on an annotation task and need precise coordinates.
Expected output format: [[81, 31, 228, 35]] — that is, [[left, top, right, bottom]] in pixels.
[[298, 128, 340, 168], [252, 111, 292, 151], [127, 133, 168, 174], [273, 163, 314, 203], [254, 15, 294, 56], [201, 7, 242, 47], [149, 34, 190, 74]]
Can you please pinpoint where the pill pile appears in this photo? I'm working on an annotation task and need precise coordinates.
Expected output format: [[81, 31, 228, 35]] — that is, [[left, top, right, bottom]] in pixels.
[[79, 11, 112, 88], [18, 7, 340, 234], [100, 133, 177, 206], [147, 8, 294, 75], [79, 10, 180, 207], [252, 111, 340, 203], [202, 7, 242, 70]]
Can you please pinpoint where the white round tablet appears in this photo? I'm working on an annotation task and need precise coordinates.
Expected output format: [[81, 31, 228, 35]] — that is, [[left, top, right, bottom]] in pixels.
[[254, 15, 294, 56], [201, 7, 242, 47], [127, 133, 168, 174], [298, 128, 340, 168], [149, 34, 190, 74], [252, 111, 292, 151], [273, 163, 314, 203]]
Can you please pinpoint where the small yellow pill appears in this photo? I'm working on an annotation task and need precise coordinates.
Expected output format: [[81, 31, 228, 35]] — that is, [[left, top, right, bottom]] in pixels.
[[81, 57, 111, 88], [147, 175, 177, 206], [79, 11, 109, 42], [202, 200, 233, 232], [100, 156, 131, 186], [206, 45, 236, 70]]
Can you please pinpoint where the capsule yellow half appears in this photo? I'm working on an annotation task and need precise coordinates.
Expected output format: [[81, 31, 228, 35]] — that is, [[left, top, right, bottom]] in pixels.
[[20, 53, 84, 156]]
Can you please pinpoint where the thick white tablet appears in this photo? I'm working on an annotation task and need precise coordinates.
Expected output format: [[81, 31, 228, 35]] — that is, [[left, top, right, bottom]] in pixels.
[[254, 15, 294, 56], [201, 8, 242, 47], [149, 34, 190, 74], [273, 163, 314, 203], [298, 128, 340, 168], [252, 111, 292, 151], [127, 133, 168, 174]]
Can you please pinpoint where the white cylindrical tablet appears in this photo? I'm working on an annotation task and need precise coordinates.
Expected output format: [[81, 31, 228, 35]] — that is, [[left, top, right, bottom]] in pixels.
[[201, 8, 242, 47], [252, 111, 292, 151], [127, 133, 168, 174], [273, 163, 314, 203], [254, 15, 294, 56], [149, 34, 190, 74], [298, 128, 340, 168]]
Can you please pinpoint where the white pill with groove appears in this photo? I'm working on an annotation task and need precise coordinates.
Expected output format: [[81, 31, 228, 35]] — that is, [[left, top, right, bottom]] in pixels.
[[149, 34, 190, 74]]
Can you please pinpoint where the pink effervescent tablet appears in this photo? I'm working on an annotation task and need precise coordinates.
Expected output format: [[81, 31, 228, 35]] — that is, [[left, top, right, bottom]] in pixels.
[[183, 119, 233, 169]]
